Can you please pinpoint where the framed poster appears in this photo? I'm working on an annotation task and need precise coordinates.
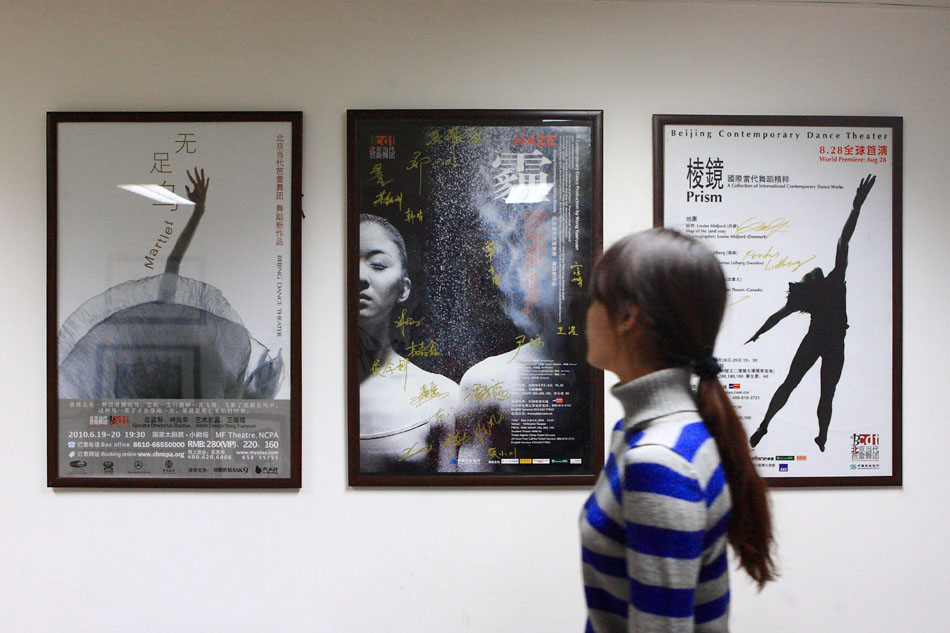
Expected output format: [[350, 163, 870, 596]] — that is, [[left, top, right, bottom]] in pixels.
[[347, 109, 603, 486], [654, 114, 902, 487], [48, 111, 302, 488]]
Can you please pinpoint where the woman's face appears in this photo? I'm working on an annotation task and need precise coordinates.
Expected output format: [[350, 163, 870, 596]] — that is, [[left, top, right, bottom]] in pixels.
[[359, 222, 410, 325]]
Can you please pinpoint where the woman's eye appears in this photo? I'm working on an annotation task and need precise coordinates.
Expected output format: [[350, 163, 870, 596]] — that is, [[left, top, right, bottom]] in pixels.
[[371, 263, 387, 271]]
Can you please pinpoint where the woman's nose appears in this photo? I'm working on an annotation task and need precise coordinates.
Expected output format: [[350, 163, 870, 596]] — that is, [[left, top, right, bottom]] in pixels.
[[358, 262, 370, 288]]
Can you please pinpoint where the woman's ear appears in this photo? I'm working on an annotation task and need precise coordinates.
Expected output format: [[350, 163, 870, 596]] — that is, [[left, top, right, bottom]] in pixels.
[[616, 306, 639, 335], [397, 276, 411, 303]]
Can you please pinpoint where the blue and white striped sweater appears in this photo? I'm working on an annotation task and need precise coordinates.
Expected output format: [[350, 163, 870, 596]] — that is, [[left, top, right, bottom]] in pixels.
[[581, 368, 732, 633]]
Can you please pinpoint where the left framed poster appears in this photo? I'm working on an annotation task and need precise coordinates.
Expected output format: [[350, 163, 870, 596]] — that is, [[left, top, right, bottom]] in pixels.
[[348, 109, 603, 486], [48, 112, 302, 488]]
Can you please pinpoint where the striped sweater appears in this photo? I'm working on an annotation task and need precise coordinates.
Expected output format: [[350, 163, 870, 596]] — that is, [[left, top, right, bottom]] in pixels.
[[580, 368, 732, 632]]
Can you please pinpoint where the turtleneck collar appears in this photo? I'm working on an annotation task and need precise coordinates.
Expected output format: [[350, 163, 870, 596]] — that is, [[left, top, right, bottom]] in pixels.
[[609, 367, 698, 431]]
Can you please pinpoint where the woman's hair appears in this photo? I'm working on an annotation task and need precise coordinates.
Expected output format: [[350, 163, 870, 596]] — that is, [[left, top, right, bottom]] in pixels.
[[592, 228, 776, 588], [360, 213, 408, 273]]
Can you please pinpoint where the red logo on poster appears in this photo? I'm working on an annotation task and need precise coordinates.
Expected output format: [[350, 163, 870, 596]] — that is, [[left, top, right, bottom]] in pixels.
[[514, 135, 557, 147]]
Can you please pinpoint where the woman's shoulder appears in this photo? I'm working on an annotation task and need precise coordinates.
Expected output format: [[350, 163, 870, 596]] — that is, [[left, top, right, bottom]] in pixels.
[[628, 412, 707, 451], [617, 442, 707, 510], [623, 416, 713, 466], [621, 417, 722, 492], [405, 359, 460, 393], [622, 441, 696, 471], [458, 351, 509, 386]]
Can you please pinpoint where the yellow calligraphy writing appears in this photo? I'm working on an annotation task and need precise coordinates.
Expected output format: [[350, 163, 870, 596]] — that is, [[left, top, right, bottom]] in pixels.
[[394, 309, 422, 338], [487, 446, 517, 460], [570, 262, 584, 288], [443, 127, 465, 165], [368, 163, 394, 188], [409, 381, 450, 408], [735, 217, 791, 239], [443, 429, 469, 449], [407, 151, 431, 194], [509, 334, 544, 363], [740, 246, 817, 272], [474, 413, 504, 446], [397, 442, 433, 462], [406, 339, 440, 357], [371, 357, 410, 391], [372, 189, 403, 211], [465, 379, 511, 403]]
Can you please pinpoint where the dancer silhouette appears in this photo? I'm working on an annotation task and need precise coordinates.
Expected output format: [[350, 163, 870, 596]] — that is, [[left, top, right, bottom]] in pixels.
[[746, 174, 875, 452]]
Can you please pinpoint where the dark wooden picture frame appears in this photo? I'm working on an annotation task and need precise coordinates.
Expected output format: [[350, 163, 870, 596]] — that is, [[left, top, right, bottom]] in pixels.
[[348, 109, 604, 486], [654, 114, 902, 487], [48, 111, 302, 488]]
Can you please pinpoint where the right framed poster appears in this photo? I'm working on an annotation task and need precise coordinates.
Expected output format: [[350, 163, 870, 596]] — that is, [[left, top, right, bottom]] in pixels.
[[654, 115, 902, 487]]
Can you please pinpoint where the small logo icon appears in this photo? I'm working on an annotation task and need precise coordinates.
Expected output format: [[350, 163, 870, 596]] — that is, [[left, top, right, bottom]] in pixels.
[[103, 461, 114, 473], [851, 433, 881, 462], [67, 441, 76, 448], [728, 383, 740, 389], [69, 460, 87, 469], [68, 451, 76, 458], [134, 461, 143, 470], [779, 463, 788, 472], [255, 465, 263, 474]]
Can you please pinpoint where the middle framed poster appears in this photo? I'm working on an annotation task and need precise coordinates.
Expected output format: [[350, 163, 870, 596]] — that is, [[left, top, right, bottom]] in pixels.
[[347, 110, 603, 486]]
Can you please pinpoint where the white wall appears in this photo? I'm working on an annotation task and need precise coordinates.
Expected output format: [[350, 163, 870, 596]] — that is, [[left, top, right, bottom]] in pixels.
[[2, 1, 948, 631]]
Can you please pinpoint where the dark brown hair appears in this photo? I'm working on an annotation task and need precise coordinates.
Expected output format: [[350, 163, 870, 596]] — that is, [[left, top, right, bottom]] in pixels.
[[360, 213, 408, 273], [592, 228, 776, 588]]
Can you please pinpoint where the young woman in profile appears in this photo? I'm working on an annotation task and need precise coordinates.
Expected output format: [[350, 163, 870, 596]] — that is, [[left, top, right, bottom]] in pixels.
[[580, 229, 776, 633]]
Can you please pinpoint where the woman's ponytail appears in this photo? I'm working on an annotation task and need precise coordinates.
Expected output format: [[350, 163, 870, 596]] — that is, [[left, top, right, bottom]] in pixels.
[[697, 374, 777, 588]]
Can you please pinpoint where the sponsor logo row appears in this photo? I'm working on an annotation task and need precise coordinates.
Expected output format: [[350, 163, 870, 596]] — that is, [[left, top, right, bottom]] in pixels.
[[498, 458, 584, 465], [67, 460, 279, 476]]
